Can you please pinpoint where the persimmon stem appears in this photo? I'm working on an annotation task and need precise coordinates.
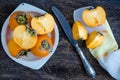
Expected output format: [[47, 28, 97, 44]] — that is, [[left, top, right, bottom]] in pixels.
[[16, 14, 27, 24], [98, 32, 103, 36], [88, 7, 94, 10], [26, 25, 37, 36]]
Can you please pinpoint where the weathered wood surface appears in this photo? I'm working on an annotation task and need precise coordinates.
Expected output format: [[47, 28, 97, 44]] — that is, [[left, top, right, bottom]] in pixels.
[[0, 0, 120, 80]]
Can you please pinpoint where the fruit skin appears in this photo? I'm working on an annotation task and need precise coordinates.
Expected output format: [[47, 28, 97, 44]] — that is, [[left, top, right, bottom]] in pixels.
[[82, 6, 106, 27], [86, 31, 104, 49], [31, 35, 53, 58], [72, 21, 88, 40], [8, 38, 23, 58], [31, 13, 55, 35], [9, 11, 32, 30], [9, 11, 25, 30], [13, 25, 38, 49]]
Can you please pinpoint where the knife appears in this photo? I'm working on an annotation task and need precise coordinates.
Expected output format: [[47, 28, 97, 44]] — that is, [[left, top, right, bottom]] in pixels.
[[51, 6, 96, 78]]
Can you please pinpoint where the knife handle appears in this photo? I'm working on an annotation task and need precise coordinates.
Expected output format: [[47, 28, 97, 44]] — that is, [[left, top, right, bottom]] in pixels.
[[75, 44, 96, 78]]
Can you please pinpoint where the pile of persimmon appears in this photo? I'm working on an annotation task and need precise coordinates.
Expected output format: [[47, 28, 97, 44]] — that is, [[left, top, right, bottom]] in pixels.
[[8, 11, 55, 58], [72, 6, 106, 49]]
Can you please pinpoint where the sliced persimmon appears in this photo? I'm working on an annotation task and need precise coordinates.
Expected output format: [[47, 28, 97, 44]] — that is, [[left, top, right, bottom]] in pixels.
[[86, 31, 104, 49], [72, 21, 88, 40], [31, 13, 55, 35], [82, 6, 106, 27], [13, 25, 38, 49]]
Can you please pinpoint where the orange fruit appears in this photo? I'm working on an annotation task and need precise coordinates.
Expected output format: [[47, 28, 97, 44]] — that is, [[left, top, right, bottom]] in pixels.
[[31, 35, 53, 58], [31, 13, 55, 35], [86, 31, 104, 49], [82, 6, 106, 27], [9, 11, 32, 30], [13, 25, 38, 49], [8, 38, 22, 58], [9, 11, 25, 30], [72, 21, 88, 40]]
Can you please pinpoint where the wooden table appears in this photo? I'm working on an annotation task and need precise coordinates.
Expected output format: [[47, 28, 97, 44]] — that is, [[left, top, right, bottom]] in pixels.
[[0, 0, 120, 80]]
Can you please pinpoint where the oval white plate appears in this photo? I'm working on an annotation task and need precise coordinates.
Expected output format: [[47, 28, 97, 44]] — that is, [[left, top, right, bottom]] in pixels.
[[1, 3, 59, 69]]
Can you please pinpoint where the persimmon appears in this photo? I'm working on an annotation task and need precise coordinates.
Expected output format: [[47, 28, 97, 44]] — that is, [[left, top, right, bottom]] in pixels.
[[72, 21, 88, 40], [86, 31, 104, 49], [82, 6, 106, 27], [31, 35, 53, 58], [31, 13, 55, 35], [13, 25, 38, 49], [8, 38, 28, 58], [9, 11, 32, 30]]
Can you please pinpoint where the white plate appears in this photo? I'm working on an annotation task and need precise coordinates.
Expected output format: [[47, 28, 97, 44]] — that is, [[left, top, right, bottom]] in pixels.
[[1, 3, 59, 69]]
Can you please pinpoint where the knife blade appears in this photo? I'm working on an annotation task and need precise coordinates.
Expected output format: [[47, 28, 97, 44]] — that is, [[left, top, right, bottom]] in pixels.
[[52, 6, 96, 78]]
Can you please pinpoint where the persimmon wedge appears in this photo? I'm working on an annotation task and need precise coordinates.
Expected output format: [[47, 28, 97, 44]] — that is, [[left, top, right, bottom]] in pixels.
[[72, 21, 88, 40], [31, 35, 53, 58], [31, 13, 55, 35], [82, 6, 106, 27], [86, 31, 104, 49]]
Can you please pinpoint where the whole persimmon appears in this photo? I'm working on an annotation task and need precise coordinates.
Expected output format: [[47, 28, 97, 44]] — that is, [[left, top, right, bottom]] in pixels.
[[9, 11, 32, 30], [13, 25, 38, 49], [8, 38, 28, 58], [31, 35, 53, 58]]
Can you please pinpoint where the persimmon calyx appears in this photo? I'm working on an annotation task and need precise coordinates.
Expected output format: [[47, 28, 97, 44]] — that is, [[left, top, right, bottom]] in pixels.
[[26, 25, 37, 36], [40, 40, 52, 52], [16, 14, 27, 24], [16, 49, 29, 59]]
